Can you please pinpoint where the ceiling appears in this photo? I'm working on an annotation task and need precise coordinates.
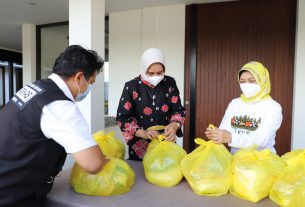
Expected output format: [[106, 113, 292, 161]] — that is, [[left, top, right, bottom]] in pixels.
[[0, 0, 230, 52]]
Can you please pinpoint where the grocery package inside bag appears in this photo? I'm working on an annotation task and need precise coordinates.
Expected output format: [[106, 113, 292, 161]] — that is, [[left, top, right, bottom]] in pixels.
[[286, 180, 305, 207], [269, 150, 305, 207], [230, 147, 286, 203], [143, 125, 187, 187], [70, 157, 135, 196], [181, 138, 232, 196]]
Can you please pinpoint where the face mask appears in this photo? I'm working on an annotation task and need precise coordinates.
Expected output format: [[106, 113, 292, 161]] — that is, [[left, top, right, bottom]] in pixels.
[[146, 75, 164, 86], [75, 76, 92, 102], [240, 83, 261, 98]]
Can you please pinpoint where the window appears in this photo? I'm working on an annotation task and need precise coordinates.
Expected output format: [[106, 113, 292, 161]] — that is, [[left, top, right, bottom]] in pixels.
[[0, 61, 23, 108]]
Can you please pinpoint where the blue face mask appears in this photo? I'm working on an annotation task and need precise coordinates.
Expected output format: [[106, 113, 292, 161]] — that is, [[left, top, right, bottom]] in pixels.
[[75, 76, 92, 102]]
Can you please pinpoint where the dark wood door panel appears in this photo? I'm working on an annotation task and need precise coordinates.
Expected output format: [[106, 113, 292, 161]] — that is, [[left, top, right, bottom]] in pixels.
[[184, 0, 296, 155]]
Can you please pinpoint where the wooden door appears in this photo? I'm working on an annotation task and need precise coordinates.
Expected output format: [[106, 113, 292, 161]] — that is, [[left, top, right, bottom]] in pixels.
[[184, 0, 296, 155]]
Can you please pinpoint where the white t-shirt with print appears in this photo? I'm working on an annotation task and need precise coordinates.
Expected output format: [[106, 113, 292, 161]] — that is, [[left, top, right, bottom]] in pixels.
[[219, 98, 282, 154]]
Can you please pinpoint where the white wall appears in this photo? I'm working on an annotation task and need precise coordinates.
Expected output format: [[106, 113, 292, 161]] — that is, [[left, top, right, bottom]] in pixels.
[[69, 0, 105, 133], [22, 24, 36, 86], [109, 4, 185, 146], [41, 25, 69, 79], [142, 5, 185, 103], [292, 0, 305, 150], [109, 9, 143, 116]]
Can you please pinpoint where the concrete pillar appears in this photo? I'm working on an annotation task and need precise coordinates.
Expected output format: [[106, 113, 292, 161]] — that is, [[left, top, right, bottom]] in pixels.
[[69, 0, 105, 133], [22, 24, 36, 86]]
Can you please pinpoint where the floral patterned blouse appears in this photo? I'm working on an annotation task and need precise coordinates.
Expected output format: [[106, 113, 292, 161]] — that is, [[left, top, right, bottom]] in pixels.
[[116, 75, 186, 160]]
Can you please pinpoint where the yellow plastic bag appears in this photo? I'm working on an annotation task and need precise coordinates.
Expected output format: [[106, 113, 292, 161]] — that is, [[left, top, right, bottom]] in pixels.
[[281, 149, 304, 166], [143, 135, 187, 187], [230, 147, 286, 203], [287, 181, 305, 207], [93, 131, 125, 159], [70, 157, 135, 196], [269, 150, 305, 207], [147, 125, 166, 131], [180, 138, 232, 196]]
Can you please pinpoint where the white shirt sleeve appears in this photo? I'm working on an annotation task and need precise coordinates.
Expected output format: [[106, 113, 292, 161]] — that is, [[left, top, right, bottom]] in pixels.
[[40, 100, 97, 153], [220, 100, 283, 150], [219, 101, 234, 131]]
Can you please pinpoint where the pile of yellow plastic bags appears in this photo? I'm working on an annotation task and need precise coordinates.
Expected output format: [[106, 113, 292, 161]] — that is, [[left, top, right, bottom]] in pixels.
[[68, 126, 305, 206]]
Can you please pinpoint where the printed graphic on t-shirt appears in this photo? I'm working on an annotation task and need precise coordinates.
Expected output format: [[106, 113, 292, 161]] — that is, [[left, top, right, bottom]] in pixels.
[[231, 115, 261, 132], [12, 84, 44, 109]]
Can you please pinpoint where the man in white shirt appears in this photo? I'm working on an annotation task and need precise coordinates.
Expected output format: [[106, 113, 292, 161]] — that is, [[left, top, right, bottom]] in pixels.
[[0, 45, 108, 206]]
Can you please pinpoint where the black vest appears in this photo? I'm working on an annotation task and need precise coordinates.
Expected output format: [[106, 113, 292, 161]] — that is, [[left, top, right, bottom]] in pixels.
[[0, 79, 72, 205]]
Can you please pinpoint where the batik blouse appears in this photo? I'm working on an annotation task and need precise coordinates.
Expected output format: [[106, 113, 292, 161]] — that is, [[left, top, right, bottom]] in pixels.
[[116, 75, 186, 160]]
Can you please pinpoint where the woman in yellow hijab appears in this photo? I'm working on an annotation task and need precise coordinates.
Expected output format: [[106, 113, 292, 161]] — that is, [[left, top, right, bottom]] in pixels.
[[205, 61, 282, 154]]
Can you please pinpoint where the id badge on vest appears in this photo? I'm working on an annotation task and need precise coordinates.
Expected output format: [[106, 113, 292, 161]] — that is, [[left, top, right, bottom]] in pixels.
[[12, 83, 44, 109]]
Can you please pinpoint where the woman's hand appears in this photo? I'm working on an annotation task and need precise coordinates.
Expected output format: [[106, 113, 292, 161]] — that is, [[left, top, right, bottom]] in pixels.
[[205, 126, 232, 144], [146, 130, 159, 139], [164, 122, 179, 142], [135, 129, 159, 140]]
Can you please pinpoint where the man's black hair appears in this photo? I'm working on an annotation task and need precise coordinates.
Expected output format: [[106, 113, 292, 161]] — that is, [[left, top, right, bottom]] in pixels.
[[52, 45, 104, 80]]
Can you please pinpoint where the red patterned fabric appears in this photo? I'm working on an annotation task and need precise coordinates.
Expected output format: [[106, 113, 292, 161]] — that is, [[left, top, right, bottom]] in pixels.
[[132, 91, 138, 100], [122, 119, 140, 141], [161, 104, 169, 112], [131, 139, 149, 159], [124, 101, 131, 110], [143, 107, 153, 115], [170, 113, 185, 125], [171, 96, 179, 103]]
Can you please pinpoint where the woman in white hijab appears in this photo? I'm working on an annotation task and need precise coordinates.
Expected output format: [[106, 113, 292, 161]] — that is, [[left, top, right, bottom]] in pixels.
[[116, 48, 186, 161]]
